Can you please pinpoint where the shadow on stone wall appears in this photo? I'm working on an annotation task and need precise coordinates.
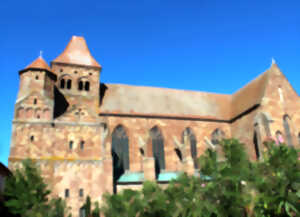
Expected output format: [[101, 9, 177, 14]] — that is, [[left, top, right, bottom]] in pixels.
[[54, 86, 69, 118]]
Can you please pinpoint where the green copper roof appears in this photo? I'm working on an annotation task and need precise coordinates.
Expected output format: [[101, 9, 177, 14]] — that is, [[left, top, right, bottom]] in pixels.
[[117, 171, 211, 183], [157, 171, 182, 182], [117, 172, 144, 183]]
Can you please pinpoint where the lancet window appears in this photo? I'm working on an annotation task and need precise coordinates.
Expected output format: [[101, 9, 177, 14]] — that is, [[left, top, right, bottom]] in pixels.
[[283, 115, 293, 147], [111, 125, 129, 192], [150, 126, 165, 178]]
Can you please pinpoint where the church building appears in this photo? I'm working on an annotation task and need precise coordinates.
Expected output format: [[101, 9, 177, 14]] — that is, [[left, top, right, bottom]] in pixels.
[[8, 36, 300, 217]]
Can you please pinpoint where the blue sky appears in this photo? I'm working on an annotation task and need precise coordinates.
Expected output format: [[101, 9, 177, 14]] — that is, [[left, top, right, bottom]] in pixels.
[[0, 0, 300, 166]]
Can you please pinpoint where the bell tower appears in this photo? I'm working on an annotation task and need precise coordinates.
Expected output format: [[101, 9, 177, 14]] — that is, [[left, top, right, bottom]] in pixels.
[[15, 56, 57, 121], [51, 36, 102, 111]]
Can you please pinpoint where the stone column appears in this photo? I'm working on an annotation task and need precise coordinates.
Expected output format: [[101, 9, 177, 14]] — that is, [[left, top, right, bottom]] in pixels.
[[183, 156, 194, 176], [103, 157, 113, 194], [143, 157, 155, 181]]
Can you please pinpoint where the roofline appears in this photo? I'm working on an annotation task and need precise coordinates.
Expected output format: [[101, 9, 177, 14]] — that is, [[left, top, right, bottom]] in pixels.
[[19, 68, 57, 81], [51, 61, 102, 70], [104, 83, 232, 97], [99, 104, 260, 123]]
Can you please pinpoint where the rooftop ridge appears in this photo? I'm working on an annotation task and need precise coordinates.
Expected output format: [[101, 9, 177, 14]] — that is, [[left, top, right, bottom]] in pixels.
[[24, 56, 51, 71], [104, 82, 232, 97], [52, 36, 101, 69]]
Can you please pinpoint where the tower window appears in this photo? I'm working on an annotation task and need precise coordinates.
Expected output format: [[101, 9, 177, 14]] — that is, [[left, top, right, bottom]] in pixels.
[[33, 98, 37, 105], [79, 189, 84, 197], [69, 141, 73, 150], [37, 115, 40, 119], [35, 75, 39, 80], [85, 82, 90, 91], [89, 72, 92, 76], [78, 81, 83, 91], [60, 69, 63, 73], [67, 79, 72, 89], [30, 135, 34, 142], [80, 141, 84, 150], [74, 70, 78, 74], [65, 189, 69, 198], [60, 79, 65, 89]]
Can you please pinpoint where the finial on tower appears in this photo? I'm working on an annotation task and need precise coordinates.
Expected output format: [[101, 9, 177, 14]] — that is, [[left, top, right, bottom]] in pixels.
[[271, 57, 276, 66], [39, 50, 43, 58]]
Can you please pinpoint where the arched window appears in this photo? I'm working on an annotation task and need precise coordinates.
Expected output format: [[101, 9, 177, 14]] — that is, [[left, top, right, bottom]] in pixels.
[[26, 108, 33, 118], [80, 141, 84, 150], [253, 123, 261, 160], [67, 79, 72, 89], [43, 109, 50, 119], [150, 126, 165, 178], [60, 79, 65, 89], [35, 108, 41, 119], [16, 107, 25, 119], [85, 81, 90, 91], [65, 189, 69, 198], [283, 115, 293, 147], [78, 81, 83, 91], [79, 189, 84, 197], [261, 114, 271, 138], [298, 132, 300, 145], [111, 125, 129, 192], [211, 128, 225, 146], [182, 128, 198, 168]]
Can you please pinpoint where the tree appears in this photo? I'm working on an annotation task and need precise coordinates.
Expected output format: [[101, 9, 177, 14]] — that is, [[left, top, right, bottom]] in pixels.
[[3, 159, 69, 217], [252, 141, 300, 216], [100, 138, 300, 217]]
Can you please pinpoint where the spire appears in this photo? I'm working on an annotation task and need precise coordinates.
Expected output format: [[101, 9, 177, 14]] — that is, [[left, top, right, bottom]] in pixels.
[[24, 56, 51, 71], [271, 57, 276, 65], [52, 36, 101, 69]]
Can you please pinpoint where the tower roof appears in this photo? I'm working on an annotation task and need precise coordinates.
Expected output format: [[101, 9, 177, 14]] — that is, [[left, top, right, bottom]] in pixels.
[[52, 36, 101, 69], [19, 56, 57, 81], [25, 56, 51, 71]]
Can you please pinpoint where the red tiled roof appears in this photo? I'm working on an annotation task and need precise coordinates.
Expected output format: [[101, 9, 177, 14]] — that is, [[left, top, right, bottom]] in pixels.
[[231, 70, 269, 118], [100, 84, 232, 120], [52, 36, 101, 69], [99, 64, 285, 121], [25, 56, 51, 71]]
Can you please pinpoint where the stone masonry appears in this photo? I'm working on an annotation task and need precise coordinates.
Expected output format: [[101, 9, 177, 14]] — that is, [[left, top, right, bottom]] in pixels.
[[9, 36, 300, 217]]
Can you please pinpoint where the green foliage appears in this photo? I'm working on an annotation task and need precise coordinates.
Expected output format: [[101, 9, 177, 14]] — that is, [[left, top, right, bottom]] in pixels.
[[81, 196, 102, 217], [101, 139, 300, 217], [3, 159, 69, 217], [253, 142, 300, 217]]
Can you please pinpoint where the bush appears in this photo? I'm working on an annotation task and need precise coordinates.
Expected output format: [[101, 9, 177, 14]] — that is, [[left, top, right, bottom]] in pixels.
[[3, 159, 69, 217], [101, 139, 300, 217]]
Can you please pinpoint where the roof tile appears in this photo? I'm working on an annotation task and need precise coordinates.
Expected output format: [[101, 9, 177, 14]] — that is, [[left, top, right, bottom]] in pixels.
[[52, 36, 101, 68], [25, 56, 51, 71]]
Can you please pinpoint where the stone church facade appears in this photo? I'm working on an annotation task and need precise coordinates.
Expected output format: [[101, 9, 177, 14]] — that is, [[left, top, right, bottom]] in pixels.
[[8, 36, 300, 217]]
